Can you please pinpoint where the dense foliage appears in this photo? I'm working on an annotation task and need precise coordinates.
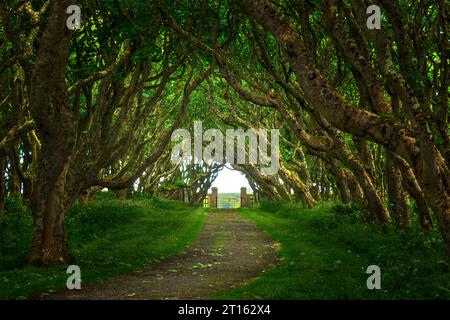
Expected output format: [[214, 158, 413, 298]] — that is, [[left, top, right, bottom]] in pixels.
[[0, 0, 448, 282]]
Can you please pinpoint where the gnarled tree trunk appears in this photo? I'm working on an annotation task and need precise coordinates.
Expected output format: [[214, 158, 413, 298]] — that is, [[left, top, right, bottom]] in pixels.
[[28, 0, 75, 265], [29, 164, 73, 264], [327, 159, 351, 204], [393, 153, 433, 233], [386, 151, 411, 229]]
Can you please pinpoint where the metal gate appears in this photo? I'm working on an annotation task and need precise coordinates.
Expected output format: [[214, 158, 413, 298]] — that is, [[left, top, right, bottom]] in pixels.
[[217, 193, 240, 208], [203, 187, 257, 208]]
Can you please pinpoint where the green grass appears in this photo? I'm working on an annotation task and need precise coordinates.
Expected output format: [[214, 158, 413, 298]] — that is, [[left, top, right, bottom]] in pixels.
[[214, 201, 450, 299], [0, 195, 206, 300]]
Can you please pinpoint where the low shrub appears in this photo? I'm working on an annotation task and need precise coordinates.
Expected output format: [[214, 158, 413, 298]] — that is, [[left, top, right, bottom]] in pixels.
[[328, 203, 364, 223], [0, 196, 33, 271]]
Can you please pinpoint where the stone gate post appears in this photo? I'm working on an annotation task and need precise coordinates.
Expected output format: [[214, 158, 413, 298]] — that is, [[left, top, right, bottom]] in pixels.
[[240, 187, 249, 208], [209, 187, 218, 208]]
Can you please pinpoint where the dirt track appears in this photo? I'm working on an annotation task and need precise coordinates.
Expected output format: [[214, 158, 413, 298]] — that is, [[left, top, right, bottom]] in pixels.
[[45, 209, 279, 300]]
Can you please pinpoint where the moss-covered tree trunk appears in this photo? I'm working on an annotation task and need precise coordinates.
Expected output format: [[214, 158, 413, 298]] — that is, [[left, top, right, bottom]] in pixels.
[[386, 151, 411, 229], [28, 0, 76, 265]]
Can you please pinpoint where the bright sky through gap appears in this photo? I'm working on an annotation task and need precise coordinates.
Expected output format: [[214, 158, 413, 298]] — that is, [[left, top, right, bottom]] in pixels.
[[209, 164, 253, 194]]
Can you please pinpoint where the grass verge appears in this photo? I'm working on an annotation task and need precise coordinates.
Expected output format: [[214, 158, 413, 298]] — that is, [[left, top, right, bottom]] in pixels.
[[214, 202, 450, 299], [0, 196, 206, 299]]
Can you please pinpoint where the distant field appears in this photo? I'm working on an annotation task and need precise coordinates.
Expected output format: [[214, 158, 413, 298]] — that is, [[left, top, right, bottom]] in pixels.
[[204, 193, 255, 209], [217, 193, 241, 208]]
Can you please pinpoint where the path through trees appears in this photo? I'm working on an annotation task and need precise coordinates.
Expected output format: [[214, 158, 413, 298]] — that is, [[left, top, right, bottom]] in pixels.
[[43, 210, 278, 300], [0, 0, 448, 265]]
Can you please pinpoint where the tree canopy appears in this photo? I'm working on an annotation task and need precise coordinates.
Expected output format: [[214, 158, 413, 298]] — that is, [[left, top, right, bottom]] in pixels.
[[0, 0, 448, 264]]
